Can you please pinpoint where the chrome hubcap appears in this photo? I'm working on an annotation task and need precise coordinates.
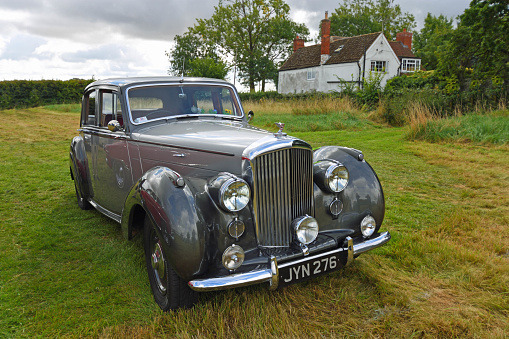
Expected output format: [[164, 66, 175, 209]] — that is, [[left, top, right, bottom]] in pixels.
[[151, 242, 167, 294]]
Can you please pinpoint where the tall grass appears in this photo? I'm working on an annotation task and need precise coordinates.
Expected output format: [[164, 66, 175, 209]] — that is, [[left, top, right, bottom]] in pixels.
[[406, 106, 509, 144]]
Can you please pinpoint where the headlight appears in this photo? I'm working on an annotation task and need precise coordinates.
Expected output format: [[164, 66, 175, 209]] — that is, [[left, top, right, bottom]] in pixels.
[[292, 215, 319, 245], [222, 244, 245, 270], [219, 178, 250, 212], [360, 215, 376, 238], [326, 164, 349, 193]]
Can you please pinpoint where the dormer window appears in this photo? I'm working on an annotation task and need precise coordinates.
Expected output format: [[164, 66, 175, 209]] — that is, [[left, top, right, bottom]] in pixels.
[[402, 59, 420, 72]]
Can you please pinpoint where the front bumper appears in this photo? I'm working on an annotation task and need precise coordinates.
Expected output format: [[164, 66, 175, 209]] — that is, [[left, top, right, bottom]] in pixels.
[[188, 231, 391, 292]]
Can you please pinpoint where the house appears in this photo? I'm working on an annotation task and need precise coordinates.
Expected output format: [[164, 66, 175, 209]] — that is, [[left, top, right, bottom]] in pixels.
[[278, 12, 421, 94]]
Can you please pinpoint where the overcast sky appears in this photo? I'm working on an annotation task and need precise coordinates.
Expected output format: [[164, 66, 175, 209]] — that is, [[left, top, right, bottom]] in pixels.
[[0, 0, 472, 84]]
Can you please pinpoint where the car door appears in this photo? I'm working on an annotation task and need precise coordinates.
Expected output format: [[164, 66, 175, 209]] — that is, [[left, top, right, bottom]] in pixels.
[[82, 87, 132, 215]]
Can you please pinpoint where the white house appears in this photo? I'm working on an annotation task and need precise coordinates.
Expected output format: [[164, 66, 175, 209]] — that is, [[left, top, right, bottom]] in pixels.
[[278, 12, 420, 94]]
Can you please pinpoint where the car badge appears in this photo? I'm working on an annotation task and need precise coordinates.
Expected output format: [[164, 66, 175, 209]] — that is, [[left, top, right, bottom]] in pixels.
[[274, 122, 287, 138]]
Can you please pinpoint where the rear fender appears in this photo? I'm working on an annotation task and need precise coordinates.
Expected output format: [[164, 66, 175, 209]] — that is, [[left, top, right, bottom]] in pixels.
[[70, 136, 91, 199], [121, 166, 207, 280]]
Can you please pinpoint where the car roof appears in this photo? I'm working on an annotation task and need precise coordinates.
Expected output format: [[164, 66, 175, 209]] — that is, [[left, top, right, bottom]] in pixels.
[[85, 76, 232, 91]]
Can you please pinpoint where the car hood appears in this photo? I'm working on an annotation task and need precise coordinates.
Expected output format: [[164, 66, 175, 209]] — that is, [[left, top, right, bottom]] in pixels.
[[129, 119, 308, 175]]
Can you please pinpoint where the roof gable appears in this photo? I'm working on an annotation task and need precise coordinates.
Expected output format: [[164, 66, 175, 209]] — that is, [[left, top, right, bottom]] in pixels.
[[280, 32, 381, 71]]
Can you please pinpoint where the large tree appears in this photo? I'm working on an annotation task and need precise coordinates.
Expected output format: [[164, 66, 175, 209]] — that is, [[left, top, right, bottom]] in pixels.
[[170, 0, 308, 92], [438, 0, 508, 85], [167, 31, 228, 79], [330, 0, 416, 39], [413, 13, 454, 70]]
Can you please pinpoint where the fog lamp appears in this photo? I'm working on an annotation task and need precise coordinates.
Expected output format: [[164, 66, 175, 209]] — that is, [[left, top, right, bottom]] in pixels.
[[292, 215, 319, 245], [222, 244, 245, 271], [360, 215, 376, 238]]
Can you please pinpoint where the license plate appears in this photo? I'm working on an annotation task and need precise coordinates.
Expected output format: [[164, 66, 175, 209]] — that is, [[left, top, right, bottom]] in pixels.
[[278, 251, 344, 288]]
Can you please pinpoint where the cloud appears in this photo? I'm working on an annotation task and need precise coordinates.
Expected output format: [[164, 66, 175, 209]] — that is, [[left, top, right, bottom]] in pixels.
[[61, 44, 133, 63], [0, 34, 48, 60]]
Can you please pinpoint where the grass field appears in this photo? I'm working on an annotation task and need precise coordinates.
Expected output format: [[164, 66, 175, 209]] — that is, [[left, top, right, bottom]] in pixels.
[[0, 103, 507, 338]]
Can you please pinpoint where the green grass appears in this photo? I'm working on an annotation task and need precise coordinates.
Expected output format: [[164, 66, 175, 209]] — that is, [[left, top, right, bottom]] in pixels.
[[0, 105, 508, 338]]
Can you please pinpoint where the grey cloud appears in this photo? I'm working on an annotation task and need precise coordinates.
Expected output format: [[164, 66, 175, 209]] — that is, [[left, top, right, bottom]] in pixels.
[[0, 34, 47, 60], [61, 44, 135, 63]]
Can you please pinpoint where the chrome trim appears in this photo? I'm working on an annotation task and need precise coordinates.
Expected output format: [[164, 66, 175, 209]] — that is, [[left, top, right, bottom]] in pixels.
[[353, 231, 391, 255], [89, 199, 121, 223], [346, 236, 354, 266], [187, 232, 390, 292]]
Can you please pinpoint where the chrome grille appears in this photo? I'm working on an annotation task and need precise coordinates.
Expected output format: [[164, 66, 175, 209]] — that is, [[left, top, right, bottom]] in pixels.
[[251, 147, 314, 247]]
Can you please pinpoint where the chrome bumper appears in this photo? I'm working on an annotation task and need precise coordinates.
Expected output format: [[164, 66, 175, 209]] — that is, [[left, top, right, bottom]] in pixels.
[[188, 231, 391, 292]]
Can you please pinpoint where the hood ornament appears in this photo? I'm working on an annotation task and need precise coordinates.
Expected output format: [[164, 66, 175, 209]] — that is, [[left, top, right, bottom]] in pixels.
[[274, 122, 287, 138]]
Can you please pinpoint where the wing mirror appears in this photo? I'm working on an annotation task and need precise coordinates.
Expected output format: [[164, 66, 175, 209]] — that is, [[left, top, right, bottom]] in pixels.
[[247, 111, 254, 123], [107, 120, 122, 132]]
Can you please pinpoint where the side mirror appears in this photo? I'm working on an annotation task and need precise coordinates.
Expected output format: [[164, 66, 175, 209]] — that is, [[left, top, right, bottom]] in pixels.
[[247, 110, 254, 123], [107, 120, 121, 132]]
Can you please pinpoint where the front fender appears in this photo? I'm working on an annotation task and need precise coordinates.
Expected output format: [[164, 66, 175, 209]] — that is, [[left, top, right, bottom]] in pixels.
[[121, 166, 207, 280], [313, 146, 385, 234], [70, 135, 91, 199]]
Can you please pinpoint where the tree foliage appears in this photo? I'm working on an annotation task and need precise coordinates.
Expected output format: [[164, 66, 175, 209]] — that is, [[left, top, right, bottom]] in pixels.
[[413, 13, 454, 70], [330, 0, 416, 39], [167, 31, 228, 79], [438, 0, 509, 85], [168, 0, 308, 92]]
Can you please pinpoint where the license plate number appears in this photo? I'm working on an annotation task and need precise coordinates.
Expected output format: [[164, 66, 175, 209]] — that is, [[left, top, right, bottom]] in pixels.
[[278, 252, 342, 288]]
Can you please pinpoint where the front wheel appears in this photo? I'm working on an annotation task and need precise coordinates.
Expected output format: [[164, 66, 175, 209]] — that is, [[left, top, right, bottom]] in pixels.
[[143, 215, 198, 311]]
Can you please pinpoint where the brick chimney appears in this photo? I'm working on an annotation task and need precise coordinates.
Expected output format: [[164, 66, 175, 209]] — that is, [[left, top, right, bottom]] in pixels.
[[396, 28, 413, 50], [293, 35, 305, 52], [321, 11, 331, 64]]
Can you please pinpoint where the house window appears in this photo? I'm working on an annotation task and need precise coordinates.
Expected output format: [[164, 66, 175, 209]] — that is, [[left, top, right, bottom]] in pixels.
[[307, 69, 315, 81], [402, 59, 420, 72], [370, 61, 386, 72]]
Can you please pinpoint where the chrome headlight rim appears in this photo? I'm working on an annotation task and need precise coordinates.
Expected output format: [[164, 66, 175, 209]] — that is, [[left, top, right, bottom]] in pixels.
[[292, 215, 319, 245], [325, 163, 349, 193], [219, 177, 251, 212], [360, 215, 377, 238]]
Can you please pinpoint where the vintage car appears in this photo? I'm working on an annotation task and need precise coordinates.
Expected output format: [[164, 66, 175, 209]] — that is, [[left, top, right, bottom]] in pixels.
[[70, 77, 391, 310]]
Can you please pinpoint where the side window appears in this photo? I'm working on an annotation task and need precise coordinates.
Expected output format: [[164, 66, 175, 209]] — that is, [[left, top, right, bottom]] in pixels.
[[83, 90, 97, 126], [99, 91, 123, 128]]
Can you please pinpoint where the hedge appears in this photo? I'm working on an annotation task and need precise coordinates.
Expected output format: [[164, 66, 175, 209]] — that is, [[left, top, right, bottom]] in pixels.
[[0, 79, 94, 110]]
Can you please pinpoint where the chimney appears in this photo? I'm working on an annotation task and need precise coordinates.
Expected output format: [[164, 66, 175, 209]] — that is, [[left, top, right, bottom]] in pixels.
[[396, 28, 413, 50], [293, 35, 305, 52], [321, 11, 331, 64]]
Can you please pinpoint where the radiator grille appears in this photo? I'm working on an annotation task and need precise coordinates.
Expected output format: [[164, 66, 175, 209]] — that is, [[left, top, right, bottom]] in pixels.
[[251, 147, 314, 247]]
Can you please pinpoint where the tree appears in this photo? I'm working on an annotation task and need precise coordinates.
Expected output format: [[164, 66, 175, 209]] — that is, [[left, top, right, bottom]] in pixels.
[[167, 31, 228, 79], [438, 0, 509, 85], [330, 0, 416, 39], [413, 13, 454, 70], [171, 0, 308, 92]]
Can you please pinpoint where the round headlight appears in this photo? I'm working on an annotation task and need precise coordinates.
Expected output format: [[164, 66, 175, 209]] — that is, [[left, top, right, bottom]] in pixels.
[[222, 244, 245, 271], [219, 178, 250, 212], [326, 164, 349, 193], [361, 215, 376, 238], [292, 215, 319, 245]]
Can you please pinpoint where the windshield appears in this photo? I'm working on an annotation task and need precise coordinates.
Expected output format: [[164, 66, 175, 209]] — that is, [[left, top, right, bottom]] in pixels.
[[127, 84, 242, 124]]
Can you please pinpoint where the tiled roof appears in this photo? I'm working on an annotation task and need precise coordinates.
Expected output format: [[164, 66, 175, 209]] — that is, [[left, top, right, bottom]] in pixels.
[[389, 41, 417, 58], [280, 32, 381, 71]]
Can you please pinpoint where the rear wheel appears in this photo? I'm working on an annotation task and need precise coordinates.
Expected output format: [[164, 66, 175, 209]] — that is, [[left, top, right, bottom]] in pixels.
[[143, 215, 198, 311], [73, 176, 92, 210]]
